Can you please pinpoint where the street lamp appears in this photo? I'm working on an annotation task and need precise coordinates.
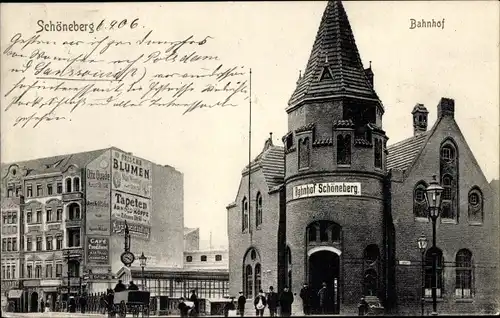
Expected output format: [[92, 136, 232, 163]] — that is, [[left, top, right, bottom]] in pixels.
[[139, 252, 147, 291], [417, 234, 428, 316], [424, 175, 444, 316], [64, 250, 71, 312]]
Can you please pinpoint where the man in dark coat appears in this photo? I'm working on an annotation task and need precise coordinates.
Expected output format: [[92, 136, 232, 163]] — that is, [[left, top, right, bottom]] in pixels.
[[128, 281, 139, 290], [223, 297, 236, 317], [299, 283, 314, 315], [237, 291, 246, 317], [178, 297, 190, 318], [189, 289, 199, 316], [253, 289, 267, 317], [279, 286, 294, 317], [266, 286, 278, 317], [40, 299, 45, 313], [317, 282, 331, 314], [114, 280, 126, 292]]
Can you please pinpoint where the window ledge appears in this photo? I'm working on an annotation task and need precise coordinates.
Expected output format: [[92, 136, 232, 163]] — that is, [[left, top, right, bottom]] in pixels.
[[337, 164, 351, 168], [298, 167, 309, 172], [425, 298, 444, 303], [441, 219, 457, 224], [468, 222, 483, 226], [415, 217, 429, 223], [47, 221, 61, 224], [455, 298, 474, 303]]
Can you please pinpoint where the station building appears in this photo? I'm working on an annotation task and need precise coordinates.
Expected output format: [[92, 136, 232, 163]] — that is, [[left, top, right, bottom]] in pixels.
[[1, 147, 184, 312], [226, 1, 499, 315]]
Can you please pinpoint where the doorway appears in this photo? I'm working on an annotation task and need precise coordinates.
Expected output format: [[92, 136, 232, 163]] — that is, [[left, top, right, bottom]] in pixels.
[[308, 250, 340, 314], [30, 292, 38, 312]]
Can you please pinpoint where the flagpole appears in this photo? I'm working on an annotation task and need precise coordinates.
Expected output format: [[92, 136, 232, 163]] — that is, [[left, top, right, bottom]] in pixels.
[[248, 68, 252, 237]]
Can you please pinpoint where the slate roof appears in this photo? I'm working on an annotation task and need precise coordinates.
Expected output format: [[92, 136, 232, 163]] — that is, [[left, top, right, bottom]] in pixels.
[[243, 137, 285, 191], [386, 132, 429, 172], [1, 148, 109, 179], [287, 0, 380, 109]]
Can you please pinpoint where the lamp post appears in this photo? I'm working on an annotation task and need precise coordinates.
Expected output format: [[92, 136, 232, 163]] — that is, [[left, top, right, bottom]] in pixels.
[[139, 252, 147, 291], [424, 175, 444, 316], [417, 234, 428, 316]]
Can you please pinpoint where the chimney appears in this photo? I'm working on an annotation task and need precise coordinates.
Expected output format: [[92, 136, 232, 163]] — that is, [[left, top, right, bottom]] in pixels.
[[365, 61, 374, 87], [412, 103, 428, 136], [437, 97, 455, 119]]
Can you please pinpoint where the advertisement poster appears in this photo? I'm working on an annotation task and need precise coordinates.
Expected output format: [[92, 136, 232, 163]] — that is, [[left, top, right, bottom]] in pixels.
[[111, 191, 151, 226], [111, 149, 153, 198], [111, 219, 151, 239], [87, 237, 109, 265], [85, 150, 112, 236]]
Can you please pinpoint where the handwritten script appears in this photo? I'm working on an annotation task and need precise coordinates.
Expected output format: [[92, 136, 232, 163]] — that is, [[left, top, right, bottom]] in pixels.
[[1, 18, 249, 128]]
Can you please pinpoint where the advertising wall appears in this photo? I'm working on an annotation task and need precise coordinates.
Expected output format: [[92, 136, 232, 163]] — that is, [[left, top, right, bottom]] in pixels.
[[85, 149, 112, 266], [111, 149, 152, 239]]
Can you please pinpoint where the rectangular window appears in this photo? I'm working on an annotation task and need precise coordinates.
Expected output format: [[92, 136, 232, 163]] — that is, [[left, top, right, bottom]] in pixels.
[[46, 209, 53, 222], [7, 188, 13, 198], [15, 186, 21, 197], [56, 236, 63, 250], [36, 184, 42, 197], [27, 211, 32, 224], [35, 265, 42, 278], [26, 184, 33, 197], [56, 264, 62, 277], [47, 184, 53, 195], [27, 265, 32, 278], [36, 237, 42, 251], [7, 238, 12, 251], [68, 229, 80, 247], [46, 264, 53, 278], [7, 212, 12, 224], [2, 239, 6, 251], [2, 214, 7, 224], [12, 238, 17, 251], [6, 266, 11, 279], [12, 212, 17, 224], [1, 266, 5, 279], [46, 236, 53, 251], [56, 182, 63, 194], [11, 265, 16, 279], [36, 210, 42, 223], [26, 237, 32, 251], [56, 208, 63, 221]]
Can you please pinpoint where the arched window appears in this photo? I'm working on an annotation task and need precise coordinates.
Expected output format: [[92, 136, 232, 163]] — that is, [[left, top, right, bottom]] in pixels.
[[35, 265, 42, 278], [241, 197, 249, 232], [256, 192, 263, 228], [288, 269, 292, 291], [441, 174, 454, 219], [298, 137, 310, 169], [254, 263, 262, 293], [245, 265, 253, 299], [65, 178, 72, 193], [440, 140, 458, 221], [68, 260, 80, 277], [287, 246, 292, 265], [425, 247, 444, 298], [413, 181, 428, 218], [73, 177, 80, 192], [306, 221, 341, 245], [374, 139, 382, 169], [364, 244, 380, 265], [468, 187, 483, 224], [455, 249, 473, 298], [337, 135, 352, 165], [68, 203, 80, 220]]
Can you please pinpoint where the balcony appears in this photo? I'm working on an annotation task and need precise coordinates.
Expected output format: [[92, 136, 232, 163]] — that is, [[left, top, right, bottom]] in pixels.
[[62, 191, 83, 202], [62, 247, 83, 259], [65, 218, 82, 227]]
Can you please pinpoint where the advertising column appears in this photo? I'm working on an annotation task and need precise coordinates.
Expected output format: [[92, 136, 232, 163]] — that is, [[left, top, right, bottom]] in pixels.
[[85, 150, 112, 268], [110, 149, 152, 239]]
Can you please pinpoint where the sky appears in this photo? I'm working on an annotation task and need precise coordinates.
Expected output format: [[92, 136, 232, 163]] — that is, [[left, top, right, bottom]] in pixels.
[[1, 1, 499, 250]]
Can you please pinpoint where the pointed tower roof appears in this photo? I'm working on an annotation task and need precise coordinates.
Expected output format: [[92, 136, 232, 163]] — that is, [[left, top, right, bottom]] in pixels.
[[287, 1, 381, 110]]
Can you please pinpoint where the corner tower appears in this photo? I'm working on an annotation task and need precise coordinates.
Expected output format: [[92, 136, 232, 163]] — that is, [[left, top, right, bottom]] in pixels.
[[282, 1, 389, 314]]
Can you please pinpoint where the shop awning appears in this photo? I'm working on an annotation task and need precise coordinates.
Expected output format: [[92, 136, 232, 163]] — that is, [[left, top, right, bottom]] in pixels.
[[8, 289, 23, 298]]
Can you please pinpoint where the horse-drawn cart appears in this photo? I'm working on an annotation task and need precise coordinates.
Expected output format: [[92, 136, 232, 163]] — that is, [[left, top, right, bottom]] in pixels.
[[113, 290, 150, 318]]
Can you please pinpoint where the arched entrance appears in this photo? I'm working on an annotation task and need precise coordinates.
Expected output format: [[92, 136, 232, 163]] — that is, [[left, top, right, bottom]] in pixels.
[[30, 292, 38, 312], [308, 248, 341, 314]]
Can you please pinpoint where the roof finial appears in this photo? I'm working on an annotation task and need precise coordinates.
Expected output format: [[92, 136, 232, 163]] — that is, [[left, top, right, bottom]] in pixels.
[[369, 60, 372, 68], [270, 132, 273, 139], [325, 55, 329, 64]]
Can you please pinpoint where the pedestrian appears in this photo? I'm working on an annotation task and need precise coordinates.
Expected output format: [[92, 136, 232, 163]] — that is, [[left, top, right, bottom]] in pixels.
[[40, 299, 45, 313], [79, 294, 87, 313], [45, 301, 50, 313], [223, 297, 236, 317], [237, 291, 246, 317], [253, 290, 267, 317], [358, 297, 369, 316], [106, 289, 115, 318], [266, 286, 278, 317], [68, 296, 76, 313], [100, 294, 107, 314], [299, 283, 314, 315], [317, 282, 331, 314], [178, 297, 190, 318], [189, 289, 199, 316], [279, 286, 294, 317]]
